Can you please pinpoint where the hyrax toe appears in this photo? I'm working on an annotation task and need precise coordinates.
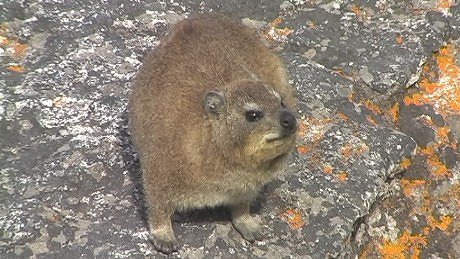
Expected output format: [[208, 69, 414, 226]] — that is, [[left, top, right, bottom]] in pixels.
[[232, 215, 264, 242], [150, 232, 179, 254], [149, 222, 179, 254], [231, 202, 265, 242]]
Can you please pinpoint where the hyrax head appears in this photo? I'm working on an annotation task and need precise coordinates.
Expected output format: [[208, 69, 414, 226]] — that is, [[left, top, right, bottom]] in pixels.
[[204, 80, 297, 167]]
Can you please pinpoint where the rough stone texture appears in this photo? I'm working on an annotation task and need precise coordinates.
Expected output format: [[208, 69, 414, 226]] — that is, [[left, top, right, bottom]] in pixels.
[[285, 3, 451, 102], [1, 0, 458, 258]]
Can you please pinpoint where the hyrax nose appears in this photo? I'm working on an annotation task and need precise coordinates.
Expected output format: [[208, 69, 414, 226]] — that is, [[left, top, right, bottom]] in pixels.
[[280, 110, 297, 134]]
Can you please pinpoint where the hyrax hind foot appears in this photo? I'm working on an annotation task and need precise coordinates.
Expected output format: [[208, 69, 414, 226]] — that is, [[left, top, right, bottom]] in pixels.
[[149, 223, 179, 254], [231, 202, 265, 242]]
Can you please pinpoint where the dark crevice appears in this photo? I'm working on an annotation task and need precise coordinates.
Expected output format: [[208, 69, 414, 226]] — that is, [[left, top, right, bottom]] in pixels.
[[343, 168, 407, 257]]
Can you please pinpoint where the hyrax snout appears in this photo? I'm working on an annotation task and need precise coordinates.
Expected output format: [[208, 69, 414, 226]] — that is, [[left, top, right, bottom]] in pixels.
[[129, 14, 297, 254]]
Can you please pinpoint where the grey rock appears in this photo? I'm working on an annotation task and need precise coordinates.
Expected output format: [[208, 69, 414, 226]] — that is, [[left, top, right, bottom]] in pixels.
[[447, 115, 460, 141], [285, 6, 452, 102], [359, 67, 374, 85], [22, 186, 40, 198], [52, 231, 67, 244], [398, 103, 441, 147], [302, 48, 317, 59], [241, 18, 267, 30], [453, 233, 460, 255], [280, 1, 295, 11], [449, 5, 460, 40], [456, 50, 460, 66], [18, 120, 33, 131]]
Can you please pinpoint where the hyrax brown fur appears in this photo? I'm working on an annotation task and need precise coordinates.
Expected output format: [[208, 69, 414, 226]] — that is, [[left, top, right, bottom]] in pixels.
[[129, 14, 297, 254]]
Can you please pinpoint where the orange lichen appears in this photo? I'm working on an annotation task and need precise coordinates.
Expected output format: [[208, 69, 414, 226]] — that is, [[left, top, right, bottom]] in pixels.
[[297, 117, 332, 142], [422, 226, 431, 236], [340, 142, 368, 160], [6, 65, 25, 73], [450, 140, 458, 150], [350, 5, 371, 20], [297, 145, 310, 154], [279, 209, 305, 230], [403, 93, 428, 106], [0, 35, 9, 46], [449, 90, 460, 112], [297, 119, 308, 137], [269, 17, 294, 37], [420, 143, 450, 179], [337, 171, 348, 182], [366, 115, 378, 125], [13, 42, 27, 58], [48, 213, 62, 223], [306, 20, 317, 30], [432, 163, 449, 178], [270, 17, 282, 27], [414, 44, 460, 115], [375, 46, 459, 255], [427, 215, 452, 231], [400, 157, 412, 170], [388, 102, 399, 124], [437, 0, 453, 10], [1, 29, 29, 72], [419, 78, 438, 94], [379, 230, 427, 259], [427, 155, 450, 178], [337, 112, 349, 122], [276, 27, 294, 37], [333, 68, 355, 82], [364, 100, 382, 114], [340, 144, 354, 159], [296, 117, 334, 158], [348, 91, 354, 102], [323, 164, 333, 174], [396, 35, 404, 45], [350, 5, 364, 17], [420, 145, 436, 156], [436, 126, 450, 142], [380, 241, 406, 259], [52, 96, 67, 108], [260, 17, 294, 45], [359, 242, 373, 258], [400, 179, 426, 197], [350, 5, 362, 16], [403, 96, 412, 106], [0, 33, 28, 60]]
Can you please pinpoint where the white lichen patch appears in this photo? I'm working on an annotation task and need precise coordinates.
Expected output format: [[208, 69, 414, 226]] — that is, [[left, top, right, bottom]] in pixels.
[[36, 97, 92, 129]]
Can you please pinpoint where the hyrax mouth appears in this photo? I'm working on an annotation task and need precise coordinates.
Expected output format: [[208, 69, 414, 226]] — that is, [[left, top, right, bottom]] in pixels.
[[264, 108, 297, 141], [263, 133, 287, 142], [262, 131, 296, 144]]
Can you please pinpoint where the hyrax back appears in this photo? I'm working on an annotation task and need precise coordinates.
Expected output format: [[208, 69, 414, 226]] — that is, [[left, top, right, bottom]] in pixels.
[[129, 14, 297, 254]]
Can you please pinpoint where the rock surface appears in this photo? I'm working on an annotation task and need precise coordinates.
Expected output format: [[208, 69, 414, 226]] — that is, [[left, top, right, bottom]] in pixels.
[[1, 0, 458, 258]]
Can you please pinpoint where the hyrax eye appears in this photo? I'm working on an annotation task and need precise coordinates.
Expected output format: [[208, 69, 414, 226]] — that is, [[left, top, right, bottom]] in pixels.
[[245, 110, 264, 122]]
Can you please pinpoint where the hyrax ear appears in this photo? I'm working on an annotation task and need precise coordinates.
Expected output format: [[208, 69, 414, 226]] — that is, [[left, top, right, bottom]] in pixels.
[[204, 91, 225, 115]]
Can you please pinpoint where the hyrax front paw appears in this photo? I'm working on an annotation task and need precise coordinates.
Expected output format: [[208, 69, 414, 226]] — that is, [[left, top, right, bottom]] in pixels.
[[150, 235, 179, 254], [232, 215, 265, 242], [149, 224, 179, 254]]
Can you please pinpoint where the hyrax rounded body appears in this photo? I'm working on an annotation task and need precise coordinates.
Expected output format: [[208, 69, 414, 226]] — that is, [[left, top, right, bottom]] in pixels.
[[129, 15, 297, 254]]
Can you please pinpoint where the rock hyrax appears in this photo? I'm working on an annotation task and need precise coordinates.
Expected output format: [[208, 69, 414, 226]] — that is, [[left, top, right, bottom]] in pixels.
[[129, 14, 297, 253]]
